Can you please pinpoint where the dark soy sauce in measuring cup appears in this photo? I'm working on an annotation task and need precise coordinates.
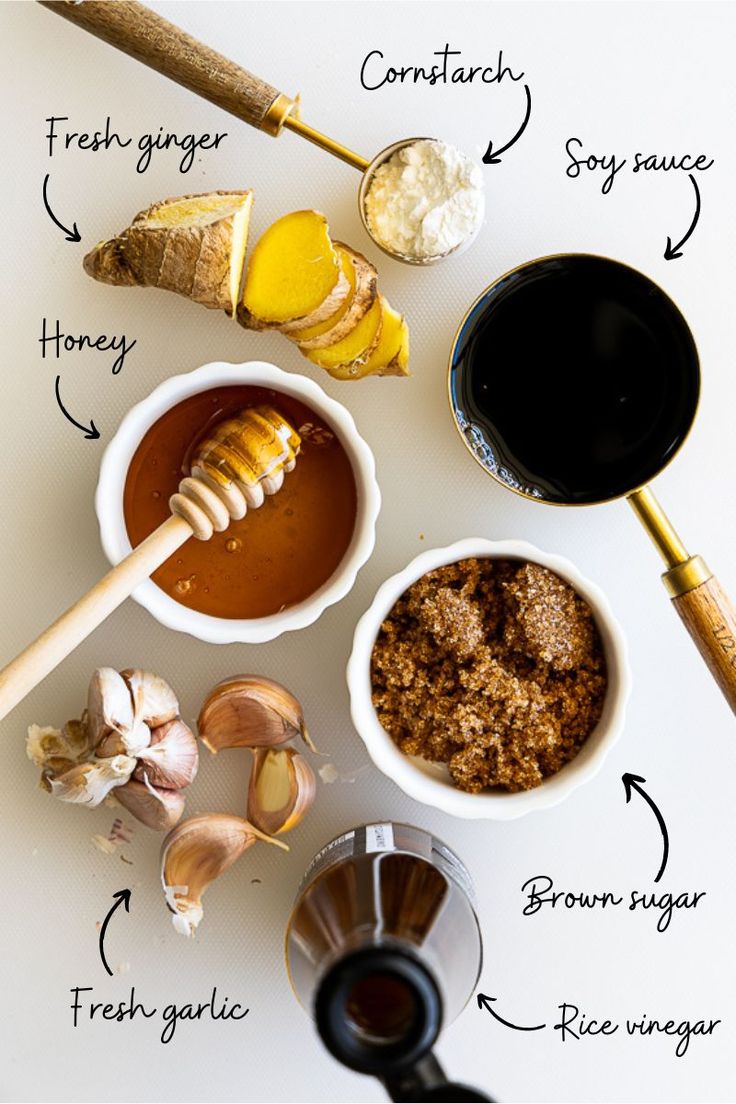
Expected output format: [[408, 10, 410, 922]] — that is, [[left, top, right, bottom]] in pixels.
[[450, 255, 700, 504]]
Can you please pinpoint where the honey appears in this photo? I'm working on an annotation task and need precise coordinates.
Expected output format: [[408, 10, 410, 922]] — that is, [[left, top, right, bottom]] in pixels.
[[123, 386, 357, 618]]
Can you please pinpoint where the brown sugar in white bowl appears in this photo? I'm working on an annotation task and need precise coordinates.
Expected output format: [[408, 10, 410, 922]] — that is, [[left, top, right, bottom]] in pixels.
[[347, 538, 631, 820]]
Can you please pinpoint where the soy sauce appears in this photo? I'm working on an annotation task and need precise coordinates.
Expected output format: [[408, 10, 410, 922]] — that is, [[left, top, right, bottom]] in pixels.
[[450, 255, 700, 504]]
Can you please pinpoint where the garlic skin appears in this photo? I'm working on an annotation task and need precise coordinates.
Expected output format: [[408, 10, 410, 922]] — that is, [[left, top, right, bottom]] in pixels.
[[121, 669, 180, 728], [198, 676, 314, 754], [247, 748, 316, 835], [116, 776, 185, 831], [135, 719, 199, 789], [161, 813, 288, 937], [47, 755, 136, 806], [27, 725, 67, 768]]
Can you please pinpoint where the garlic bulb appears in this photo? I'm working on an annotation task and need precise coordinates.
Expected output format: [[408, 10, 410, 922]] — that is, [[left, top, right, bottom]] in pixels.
[[27, 666, 195, 831], [247, 748, 316, 835], [135, 719, 199, 789], [161, 814, 288, 937], [198, 676, 314, 754]]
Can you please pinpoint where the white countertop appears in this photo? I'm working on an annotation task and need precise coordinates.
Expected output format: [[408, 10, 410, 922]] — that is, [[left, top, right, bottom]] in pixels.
[[1, 2, 734, 1101]]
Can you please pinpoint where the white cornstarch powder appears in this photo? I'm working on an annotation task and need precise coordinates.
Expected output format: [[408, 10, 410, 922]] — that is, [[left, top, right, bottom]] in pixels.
[[364, 139, 485, 259]]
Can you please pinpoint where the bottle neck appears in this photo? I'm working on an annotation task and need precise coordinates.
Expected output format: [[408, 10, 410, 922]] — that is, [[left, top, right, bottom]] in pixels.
[[314, 946, 442, 1076], [382, 1054, 494, 1103]]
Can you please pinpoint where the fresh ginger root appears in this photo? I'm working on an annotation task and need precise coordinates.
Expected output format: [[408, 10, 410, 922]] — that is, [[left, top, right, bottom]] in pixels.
[[84, 191, 253, 317], [83, 192, 409, 380]]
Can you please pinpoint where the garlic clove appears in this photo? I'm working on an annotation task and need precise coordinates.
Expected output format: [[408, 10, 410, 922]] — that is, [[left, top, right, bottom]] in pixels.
[[115, 775, 185, 831], [247, 748, 316, 835], [161, 813, 288, 937], [134, 718, 199, 790], [121, 669, 180, 729], [39, 756, 77, 790], [62, 718, 91, 757], [122, 719, 153, 757], [47, 754, 136, 806], [87, 668, 135, 750], [96, 718, 151, 759], [198, 676, 314, 754]]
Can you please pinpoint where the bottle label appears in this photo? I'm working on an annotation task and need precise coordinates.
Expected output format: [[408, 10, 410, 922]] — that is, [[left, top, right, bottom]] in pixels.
[[365, 823, 395, 852], [298, 822, 475, 903]]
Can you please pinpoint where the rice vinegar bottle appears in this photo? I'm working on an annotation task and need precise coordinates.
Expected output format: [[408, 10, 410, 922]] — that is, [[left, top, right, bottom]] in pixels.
[[286, 822, 491, 1102]]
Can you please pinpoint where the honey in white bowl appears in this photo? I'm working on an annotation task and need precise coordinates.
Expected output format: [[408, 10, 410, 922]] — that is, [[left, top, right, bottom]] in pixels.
[[124, 385, 357, 618]]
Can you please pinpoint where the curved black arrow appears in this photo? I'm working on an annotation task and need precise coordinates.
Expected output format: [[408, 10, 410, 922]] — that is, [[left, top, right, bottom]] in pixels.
[[477, 993, 546, 1031], [55, 376, 100, 439], [483, 84, 532, 164], [99, 889, 131, 977], [43, 174, 81, 242], [664, 174, 700, 260], [622, 773, 669, 883]]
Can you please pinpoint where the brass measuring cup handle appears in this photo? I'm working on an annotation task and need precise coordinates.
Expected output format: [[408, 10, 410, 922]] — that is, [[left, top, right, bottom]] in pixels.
[[40, 0, 296, 135], [629, 487, 736, 714]]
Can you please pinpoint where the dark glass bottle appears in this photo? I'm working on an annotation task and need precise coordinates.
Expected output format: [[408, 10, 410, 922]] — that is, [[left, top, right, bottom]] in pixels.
[[286, 823, 490, 1102]]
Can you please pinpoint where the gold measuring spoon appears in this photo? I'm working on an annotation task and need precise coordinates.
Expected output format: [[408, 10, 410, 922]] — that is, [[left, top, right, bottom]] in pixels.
[[0, 407, 300, 720], [41, 1, 470, 264]]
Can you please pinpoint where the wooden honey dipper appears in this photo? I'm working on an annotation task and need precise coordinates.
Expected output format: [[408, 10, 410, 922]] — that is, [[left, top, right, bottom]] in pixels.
[[0, 405, 300, 721]]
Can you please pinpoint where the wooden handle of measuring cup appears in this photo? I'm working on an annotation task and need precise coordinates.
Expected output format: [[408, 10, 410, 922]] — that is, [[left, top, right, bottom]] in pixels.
[[669, 571, 736, 714], [39, 0, 294, 135], [0, 515, 193, 723]]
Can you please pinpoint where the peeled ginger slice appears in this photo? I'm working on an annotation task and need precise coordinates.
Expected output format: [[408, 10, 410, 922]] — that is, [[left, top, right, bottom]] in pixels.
[[280, 247, 354, 337], [240, 210, 348, 327], [305, 296, 383, 370], [287, 245, 378, 349], [328, 296, 410, 380]]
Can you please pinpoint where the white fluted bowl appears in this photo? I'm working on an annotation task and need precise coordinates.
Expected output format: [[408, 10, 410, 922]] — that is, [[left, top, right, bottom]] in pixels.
[[96, 361, 381, 644], [347, 538, 630, 819]]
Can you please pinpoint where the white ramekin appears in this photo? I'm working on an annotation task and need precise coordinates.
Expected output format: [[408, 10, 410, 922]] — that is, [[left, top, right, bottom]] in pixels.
[[96, 361, 381, 644], [347, 538, 631, 820]]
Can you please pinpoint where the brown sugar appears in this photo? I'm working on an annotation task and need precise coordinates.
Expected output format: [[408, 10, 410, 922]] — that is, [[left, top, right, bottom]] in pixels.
[[370, 558, 607, 793]]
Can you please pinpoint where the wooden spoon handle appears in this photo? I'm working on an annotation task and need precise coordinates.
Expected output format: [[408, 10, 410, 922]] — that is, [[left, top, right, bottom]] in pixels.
[[670, 574, 736, 714], [0, 514, 191, 723], [39, 0, 292, 134]]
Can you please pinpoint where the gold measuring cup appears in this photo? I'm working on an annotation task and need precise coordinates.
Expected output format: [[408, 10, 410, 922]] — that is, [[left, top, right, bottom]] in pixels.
[[41, 1, 462, 264]]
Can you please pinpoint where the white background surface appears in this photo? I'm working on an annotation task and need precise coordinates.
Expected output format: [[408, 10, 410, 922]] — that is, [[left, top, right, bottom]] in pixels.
[[1, 2, 735, 1101]]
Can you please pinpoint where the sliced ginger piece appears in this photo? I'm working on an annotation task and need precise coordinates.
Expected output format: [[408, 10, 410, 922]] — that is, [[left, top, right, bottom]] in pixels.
[[239, 210, 348, 328], [283, 244, 377, 347], [84, 191, 253, 317], [304, 295, 383, 371], [280, 246, 354, 338], [328, 295, 410, 380]]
